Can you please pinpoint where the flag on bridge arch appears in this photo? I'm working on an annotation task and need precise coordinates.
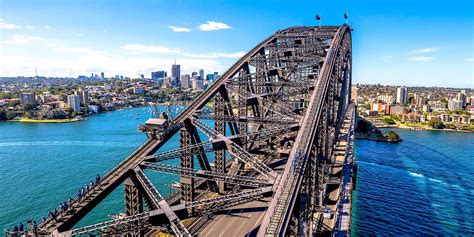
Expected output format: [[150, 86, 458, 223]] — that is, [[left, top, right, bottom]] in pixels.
[[315, 15, 321, 20]]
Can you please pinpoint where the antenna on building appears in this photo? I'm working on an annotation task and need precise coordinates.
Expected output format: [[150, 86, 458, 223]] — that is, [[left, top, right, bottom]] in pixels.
[[344, 13, 349, 25]]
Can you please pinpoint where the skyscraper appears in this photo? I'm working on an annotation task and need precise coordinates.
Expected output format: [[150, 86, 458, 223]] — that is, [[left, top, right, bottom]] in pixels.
[[396, 86, 408, 104], [74, 89, 89, 106], [67, 95, 81, 112], [206, 74, 214, 81], [172, 63, 180, 83], [19, 93, 36, 106], [100, 72, 105, 79], [199, 69, 204, 80], [457, 91, 467, 107], [151, 71, 167, 81], [180, 74, 191, 89], [351, 85, 358, 103]]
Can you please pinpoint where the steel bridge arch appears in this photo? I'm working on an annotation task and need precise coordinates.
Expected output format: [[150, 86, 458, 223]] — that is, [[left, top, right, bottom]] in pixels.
[[12, 24, 354, 237]]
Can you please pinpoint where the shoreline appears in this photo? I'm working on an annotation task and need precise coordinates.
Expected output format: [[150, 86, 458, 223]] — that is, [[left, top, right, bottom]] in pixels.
[[9, 118, 84, 123], [3, 102, 190, 124], [375, 124, 473, 133]]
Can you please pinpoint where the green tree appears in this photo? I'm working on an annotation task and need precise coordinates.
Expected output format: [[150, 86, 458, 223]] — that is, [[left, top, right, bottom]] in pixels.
[[23, 111, 32, 118], [386, 131, 400, 143], [64, 106, 74, 114], [383, 117, 396, 125], [6, 111, 16, 120], [23, 103, 36, 111], [428, 118, 445, 129]]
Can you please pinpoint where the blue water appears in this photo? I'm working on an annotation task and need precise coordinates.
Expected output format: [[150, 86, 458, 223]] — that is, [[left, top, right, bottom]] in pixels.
[[0, 107, 185, 229], [352, 129, 474, 236], [1, 109, 473, 235]]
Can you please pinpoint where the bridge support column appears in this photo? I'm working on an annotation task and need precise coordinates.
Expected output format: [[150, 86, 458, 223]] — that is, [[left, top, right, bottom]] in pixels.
[[124, 177, 144, 237], [125, 177, 143, 216], [180, 127, 195, 214], [237, 69, 248, 147], [214, 94, 227, 193]]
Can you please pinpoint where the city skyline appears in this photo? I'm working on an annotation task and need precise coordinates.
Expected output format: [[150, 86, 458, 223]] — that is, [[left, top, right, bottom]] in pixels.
[[0, 0, 473, 88]]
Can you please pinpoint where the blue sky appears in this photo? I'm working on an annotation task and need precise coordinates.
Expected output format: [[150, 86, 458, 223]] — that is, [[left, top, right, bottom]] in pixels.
[[0, 0, 473, 87]]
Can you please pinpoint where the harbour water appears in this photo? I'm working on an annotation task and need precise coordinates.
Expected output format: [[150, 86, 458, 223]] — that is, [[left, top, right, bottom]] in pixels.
[[1, 108, 473, 235], [0, 107, 183, 229], [352, 128, 474, 235]]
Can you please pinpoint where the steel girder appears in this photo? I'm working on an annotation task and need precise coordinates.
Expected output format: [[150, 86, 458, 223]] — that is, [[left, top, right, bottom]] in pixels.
[[258, 25, 352, 236], [141, 162, 269, 187], [27, 25, 352, 237]]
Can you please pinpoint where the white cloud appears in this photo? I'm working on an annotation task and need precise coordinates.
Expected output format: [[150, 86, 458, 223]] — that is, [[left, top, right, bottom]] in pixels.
[[25, 25, 36, 29], [412, 47, 440, 54], [44, 26, 52, 29], [0, 19, 21, 30], [121, 44, 181, 54], [2, 34, 100, 56], [168, 26, 191, 32], [2, 34, 46, 44], [465, 58, 474, 62], [409, 56, 434, 62], [198, 21, 231, 31], [73, 33, 84, 37]]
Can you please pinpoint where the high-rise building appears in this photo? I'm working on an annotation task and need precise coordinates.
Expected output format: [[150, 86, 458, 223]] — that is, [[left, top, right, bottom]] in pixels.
[[206, 74, 214, 81], [19, 93, 36, 105], [448, 99, 462, 111], [180, 74, 191, 89], [67, 95, 81, 112], [415, 95, 425, 107], [191, 78, 204, 90], [396, 86, 408, 104], [161, 77, 173, 88], [457, 91, 467, 107], [171, 63, 180, 83], [74, 89, 89, 106], [351, 85, 358, 103], [199, 69, 204, 80], [101, 72, 105, 79], [151, 71, 167, 81]]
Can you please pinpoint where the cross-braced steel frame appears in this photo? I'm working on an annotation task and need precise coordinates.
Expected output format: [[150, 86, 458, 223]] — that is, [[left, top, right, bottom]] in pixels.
[[16, 24, 352, 237]]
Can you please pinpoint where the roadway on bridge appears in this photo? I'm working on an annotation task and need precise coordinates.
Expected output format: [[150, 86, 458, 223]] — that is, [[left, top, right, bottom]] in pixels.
[[197, 157, 287, 236], [199, 197, 270, 236]]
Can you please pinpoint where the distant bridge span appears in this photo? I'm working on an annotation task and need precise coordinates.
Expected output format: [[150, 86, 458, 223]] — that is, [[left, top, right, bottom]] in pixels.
[[13, 24, 355, 236]]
